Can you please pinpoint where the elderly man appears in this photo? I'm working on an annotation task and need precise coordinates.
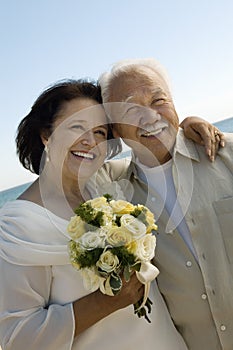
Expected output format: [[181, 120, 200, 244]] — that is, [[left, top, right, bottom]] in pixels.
[[97, 59, 233, 349]]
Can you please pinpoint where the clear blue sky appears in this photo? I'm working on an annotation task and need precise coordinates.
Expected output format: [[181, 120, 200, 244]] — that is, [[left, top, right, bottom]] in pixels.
[[1, 0, 233, 190]]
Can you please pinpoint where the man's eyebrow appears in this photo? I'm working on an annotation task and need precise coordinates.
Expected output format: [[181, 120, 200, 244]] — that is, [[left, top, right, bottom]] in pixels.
[[151, 87, 164, 95]]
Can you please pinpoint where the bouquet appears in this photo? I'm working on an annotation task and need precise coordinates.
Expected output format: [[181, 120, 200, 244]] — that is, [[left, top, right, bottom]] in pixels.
[[67, 194, 159, 322]]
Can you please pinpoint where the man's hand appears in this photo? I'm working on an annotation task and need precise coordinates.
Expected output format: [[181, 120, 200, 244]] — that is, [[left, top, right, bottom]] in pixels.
[[180, 116, 225, 162]]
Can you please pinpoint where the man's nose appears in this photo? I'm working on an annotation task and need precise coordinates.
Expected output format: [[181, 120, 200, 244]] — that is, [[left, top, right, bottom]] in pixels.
[[140, 110, 161, 126]]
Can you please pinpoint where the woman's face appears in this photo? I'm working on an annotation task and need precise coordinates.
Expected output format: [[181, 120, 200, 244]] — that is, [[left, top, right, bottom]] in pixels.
[[45, 98, 108, 183]]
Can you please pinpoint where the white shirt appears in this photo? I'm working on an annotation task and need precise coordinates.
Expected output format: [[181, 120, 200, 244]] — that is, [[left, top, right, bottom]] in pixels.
[[135, 157, 198, 259]]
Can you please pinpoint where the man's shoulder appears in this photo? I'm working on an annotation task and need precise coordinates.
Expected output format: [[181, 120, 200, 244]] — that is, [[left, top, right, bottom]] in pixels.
[[176, 130, 233, 160], [217, 133, 233, 166], [223, 133, 233, 148]]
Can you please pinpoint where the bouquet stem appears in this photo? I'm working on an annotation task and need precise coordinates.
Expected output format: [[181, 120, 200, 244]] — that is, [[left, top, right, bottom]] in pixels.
[[134, 297, 153, 323]]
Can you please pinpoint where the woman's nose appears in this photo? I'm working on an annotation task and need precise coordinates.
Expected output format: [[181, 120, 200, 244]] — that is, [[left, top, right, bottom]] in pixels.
[[81, 131, 96, 147]]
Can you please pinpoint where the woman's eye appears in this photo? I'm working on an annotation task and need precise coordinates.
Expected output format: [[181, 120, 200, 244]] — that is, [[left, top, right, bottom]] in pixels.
[[95, 129, 107, 137], [70, 125, 83, 130]]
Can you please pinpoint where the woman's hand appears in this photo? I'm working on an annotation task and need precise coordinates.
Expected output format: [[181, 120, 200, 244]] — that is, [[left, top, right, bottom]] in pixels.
[[112, 272, 144, 310], [180, 116, 225, 162], [73, 273, 143, 337]]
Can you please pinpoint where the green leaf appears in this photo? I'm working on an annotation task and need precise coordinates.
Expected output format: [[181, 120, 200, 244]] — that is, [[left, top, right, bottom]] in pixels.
[[109, 273, 122, 293], [74, 203, 104, 228], [123, 265, 131, 282], [111, 246, 136, 267], [103, 193, 113, 202], [130, 262, 141, 272], [73, 247, 104, 268]]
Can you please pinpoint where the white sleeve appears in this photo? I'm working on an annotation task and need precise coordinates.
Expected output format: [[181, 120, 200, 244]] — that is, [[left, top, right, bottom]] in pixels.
[[0, 258, 75, 350]]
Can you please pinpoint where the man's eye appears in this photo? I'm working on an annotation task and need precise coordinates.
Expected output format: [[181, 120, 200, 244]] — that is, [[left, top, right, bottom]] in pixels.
[[124, 107, 140, 118], [126, 107, 137, 114], [152, 99, 166, 106]]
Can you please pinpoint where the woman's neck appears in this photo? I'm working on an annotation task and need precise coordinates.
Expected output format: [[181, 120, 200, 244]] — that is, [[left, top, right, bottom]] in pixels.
[[19, 168, 91, 220]]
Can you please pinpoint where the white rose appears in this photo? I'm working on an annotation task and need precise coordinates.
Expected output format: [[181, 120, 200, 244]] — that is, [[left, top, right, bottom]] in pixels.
[[106, 226, 132, 247], [78, 229, 106, 250], [120, 214, 146, 239], [81, 267, 106, 292], [67, 215, 86, 240], [134, 234, 156, 261], [96, 249, 119, 273]]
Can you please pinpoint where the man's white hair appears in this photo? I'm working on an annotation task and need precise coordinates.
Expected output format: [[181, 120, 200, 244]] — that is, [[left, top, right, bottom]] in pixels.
[[98, 58, 171, 103]]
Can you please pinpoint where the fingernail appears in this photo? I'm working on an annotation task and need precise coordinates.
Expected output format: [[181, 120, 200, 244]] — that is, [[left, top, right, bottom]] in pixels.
[[221, 141, 225, 147], [210, 156, 214, 162]]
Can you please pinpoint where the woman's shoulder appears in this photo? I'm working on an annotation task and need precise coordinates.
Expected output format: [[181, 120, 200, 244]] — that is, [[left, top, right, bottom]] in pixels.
[[0, 199, 67, 239], [1, 199, 36, 214]]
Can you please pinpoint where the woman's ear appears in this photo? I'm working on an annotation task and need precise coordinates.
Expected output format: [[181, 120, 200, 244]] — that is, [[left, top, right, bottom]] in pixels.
[[40, 130, 50, 146]]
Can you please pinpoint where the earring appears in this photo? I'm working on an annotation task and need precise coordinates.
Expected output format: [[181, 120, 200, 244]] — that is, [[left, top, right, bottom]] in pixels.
[[44, 145, 50, 162]]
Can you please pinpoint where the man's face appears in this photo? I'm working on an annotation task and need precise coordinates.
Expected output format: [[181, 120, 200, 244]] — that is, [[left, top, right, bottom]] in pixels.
[[108, 68, 179, 166]]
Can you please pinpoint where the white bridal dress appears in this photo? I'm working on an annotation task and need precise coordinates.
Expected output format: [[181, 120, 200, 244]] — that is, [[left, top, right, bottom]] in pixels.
[[0, 200, 188, 350]]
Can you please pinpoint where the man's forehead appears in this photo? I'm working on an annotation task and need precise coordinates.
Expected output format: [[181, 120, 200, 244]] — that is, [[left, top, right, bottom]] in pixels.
[[124, 86, 165, 103], [110, 72, 167, 102], [104, 101, 154, 124]]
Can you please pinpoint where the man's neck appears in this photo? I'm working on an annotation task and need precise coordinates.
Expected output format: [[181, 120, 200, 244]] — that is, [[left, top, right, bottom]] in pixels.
[[135, 152, 172, 168]]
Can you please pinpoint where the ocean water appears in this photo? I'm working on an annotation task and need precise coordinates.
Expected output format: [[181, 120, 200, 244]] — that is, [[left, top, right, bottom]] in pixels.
[[1, 117, 232, 208], [0, 182, 32, 208], [214, 116, 233, 132]]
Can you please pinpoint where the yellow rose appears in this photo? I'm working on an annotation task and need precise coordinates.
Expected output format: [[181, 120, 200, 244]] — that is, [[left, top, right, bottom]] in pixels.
[[67, 215, 86, 240], [126, 240, 138, 255], [88, 197, 111, 213], [88, 197, 113, 225], [110, 200, 136, 214], [144, 208, 158, 233], [68, 240, 83, 269]]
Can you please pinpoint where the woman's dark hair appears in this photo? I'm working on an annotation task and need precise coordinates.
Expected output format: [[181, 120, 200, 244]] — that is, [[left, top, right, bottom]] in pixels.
[[16, 79, 122, 174]]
